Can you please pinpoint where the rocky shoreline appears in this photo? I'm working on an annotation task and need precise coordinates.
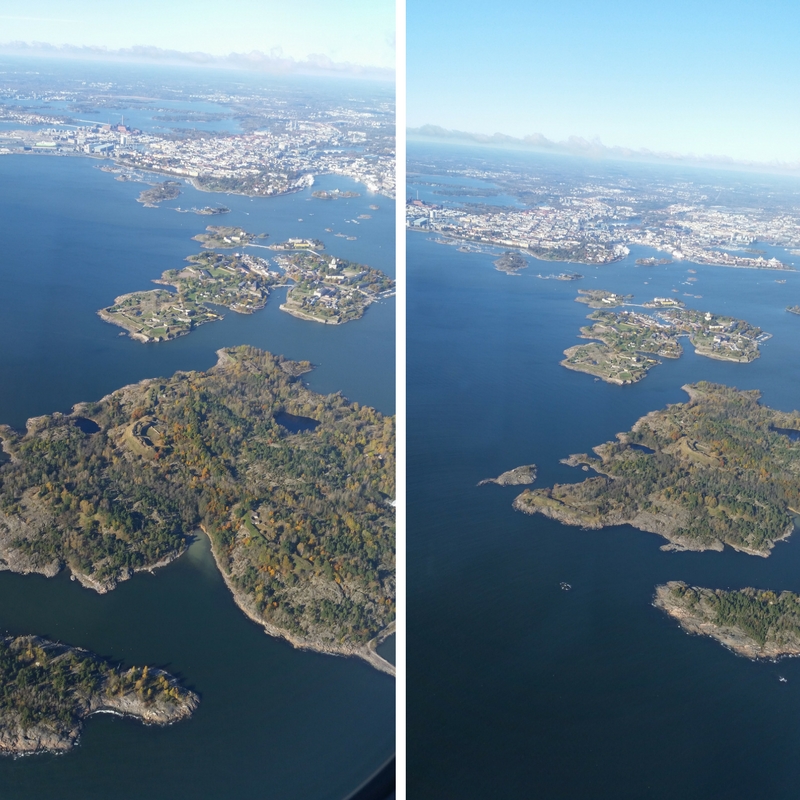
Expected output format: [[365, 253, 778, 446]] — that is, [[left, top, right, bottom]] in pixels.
[[654, 582, 800, 660], [0, 635, 198, 756]]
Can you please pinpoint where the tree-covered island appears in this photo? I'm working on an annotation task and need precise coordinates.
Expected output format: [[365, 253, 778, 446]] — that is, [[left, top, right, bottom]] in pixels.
[[0, 348, 395, 672], [0, 635, 198, 755], [274, 250, 395, 325], [99, 251, 280, 343], [654, 582, 800, 659], [514, 382, 800, 556], [493, 251, 528, 274], [136, 181, 182, 208], [563, 297, 767, 384]]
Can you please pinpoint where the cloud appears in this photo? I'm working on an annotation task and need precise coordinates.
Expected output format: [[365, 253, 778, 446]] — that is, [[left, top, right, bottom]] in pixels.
[[408, 125, 800, 175], [0, 41, 394, 80]]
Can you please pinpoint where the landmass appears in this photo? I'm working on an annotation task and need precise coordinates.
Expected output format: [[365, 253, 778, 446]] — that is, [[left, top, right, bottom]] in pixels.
[[99, 251, 279, 342], [536, 272, 583, 281], [175, 206, 230, 216], [275, 250, 395, 325], [136, 181, 182, 208], [562, 298, 767, 384], [0, 348, 395, 672], [494, 251, 528, 274], [636, 257, 673, 266], [192, 226, 267, 249], [575, 289, 630, 308], [312, 190, 360, 200], [654, 582, 800, 660], [787, 306, 800, 316], [513, 382, 800, 556], [0, 634, 197, 755], [478, 464, 537, 486], [270, 238, 325, 251]]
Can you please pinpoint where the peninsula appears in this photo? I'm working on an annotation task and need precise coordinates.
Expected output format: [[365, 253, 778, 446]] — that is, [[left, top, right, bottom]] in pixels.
[[0, 634, 197, 755], [654, 582, 800, 660], [513, 382, 800, 556], [0, 348, 395, 672], [478, 464, 537, 486], [563, 297, 766, 384]]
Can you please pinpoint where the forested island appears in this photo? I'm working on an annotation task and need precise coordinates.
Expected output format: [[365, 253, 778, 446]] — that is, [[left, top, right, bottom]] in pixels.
[[0, 348, 395, 672], [275, 250, 395, 324], [99, 251, 280, 342], [654, 582, 800, 659], [562, 298, 767, 384], [493, 251, 528, 274], [0, 635, 197, 755], [513, 383, 800, 556], [136, 181, 182, 208]]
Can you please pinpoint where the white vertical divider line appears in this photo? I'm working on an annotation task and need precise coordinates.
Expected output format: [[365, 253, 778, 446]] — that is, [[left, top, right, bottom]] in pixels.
[[395, 0, 407, 794]]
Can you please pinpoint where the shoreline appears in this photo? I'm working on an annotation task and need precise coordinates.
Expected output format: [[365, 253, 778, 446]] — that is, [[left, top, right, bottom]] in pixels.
[[199, 527, 395, 676]]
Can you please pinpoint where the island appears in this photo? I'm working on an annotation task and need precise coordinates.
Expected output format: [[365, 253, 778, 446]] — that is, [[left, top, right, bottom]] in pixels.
[[636, 257, 673, 266], [513, 382, 800, 556], [275, 250, 395, 325], [99, 251, 279, 342], [0, 634, 197, 755], [536, 272, 583, 281], [575, 289, 630, 308], [654, 582, 800, 660], [478, 464, 537, 486], [494, 251, 528, 274], [192, 226, 267, 249], [562, 299, 767, 384], [312, 190, 360, 200], [175, 205, 230, 216], [787, 306, 800, 316], [0, 347, 395, 672], [136, 181, 182, 207]]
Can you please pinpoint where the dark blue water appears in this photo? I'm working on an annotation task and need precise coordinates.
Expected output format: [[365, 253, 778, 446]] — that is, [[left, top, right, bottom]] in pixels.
[[275, 411, 320, 433], [0, 154, 394, 798], [408, 224, 800, 799]]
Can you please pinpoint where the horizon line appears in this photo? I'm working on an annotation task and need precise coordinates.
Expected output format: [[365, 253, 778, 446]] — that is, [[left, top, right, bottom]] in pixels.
[[408, 124, 800, 177]]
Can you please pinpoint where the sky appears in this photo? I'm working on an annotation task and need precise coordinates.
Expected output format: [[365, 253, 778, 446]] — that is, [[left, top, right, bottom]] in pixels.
[[407, 0, 800, 166], [0, 0, 395, 75]]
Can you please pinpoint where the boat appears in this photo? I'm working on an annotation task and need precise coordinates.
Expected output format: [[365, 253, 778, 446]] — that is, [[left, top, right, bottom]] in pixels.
[[560, 582, 572, 591]]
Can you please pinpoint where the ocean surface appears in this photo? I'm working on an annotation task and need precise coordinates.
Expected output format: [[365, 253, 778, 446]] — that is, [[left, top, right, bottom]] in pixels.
[[408, 185, 800, 797], [0, 153, 394, 799]]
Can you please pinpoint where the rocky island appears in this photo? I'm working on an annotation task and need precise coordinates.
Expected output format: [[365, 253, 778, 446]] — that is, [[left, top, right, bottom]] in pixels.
[[562, 297, 767, 384], [478, 464, 537, 486], [312, 189, 360, 200], [0, 348, 395, 673], [654, 582, 800, 659], [514, 382, 800, 556], [575, 289, 631, 308], [787, 306, 800, 316], [0, 634, 197, 755]]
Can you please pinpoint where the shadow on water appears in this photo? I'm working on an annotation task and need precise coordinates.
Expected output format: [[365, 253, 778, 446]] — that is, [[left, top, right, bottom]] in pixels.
[[275, 410, 320, 433]]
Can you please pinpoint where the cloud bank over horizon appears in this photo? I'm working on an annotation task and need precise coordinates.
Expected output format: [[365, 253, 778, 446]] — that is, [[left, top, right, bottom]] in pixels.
[[0, 41, 394, 80], [408, 125, 800, 176]]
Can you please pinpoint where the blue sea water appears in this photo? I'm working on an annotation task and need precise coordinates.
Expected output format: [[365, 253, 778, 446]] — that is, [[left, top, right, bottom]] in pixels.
[[0, 153, 394, 799], [408, 220, 800, 799]]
